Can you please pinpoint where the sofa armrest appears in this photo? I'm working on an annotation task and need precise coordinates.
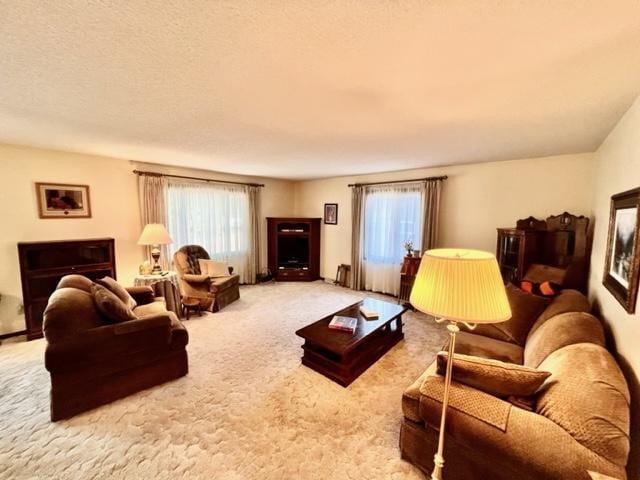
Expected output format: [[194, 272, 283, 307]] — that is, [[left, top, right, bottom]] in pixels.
[[126, 285, 155, 305], [418, 375, 625, 478], [182, 273, 209, 283], [45, 314, 173, 372]]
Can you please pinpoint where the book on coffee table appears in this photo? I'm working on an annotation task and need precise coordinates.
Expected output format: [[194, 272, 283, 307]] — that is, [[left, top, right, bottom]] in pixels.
[[328, 315, 358, 333], [359, 306, 379, 319]]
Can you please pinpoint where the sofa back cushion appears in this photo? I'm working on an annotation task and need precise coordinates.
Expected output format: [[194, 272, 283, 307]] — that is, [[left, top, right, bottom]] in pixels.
[[471, 283, 550, 345], [524, 312, 605, 368], [536, 343, 630, 467], [176, 245, 210, 274], [57, 274, 94, 293], [527, 289, 591, 339], [43, 287, 105, 343]]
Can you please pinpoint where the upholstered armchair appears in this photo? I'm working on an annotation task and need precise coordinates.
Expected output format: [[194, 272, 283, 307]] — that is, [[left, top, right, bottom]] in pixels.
[[43, 274, 188, 421], [173, 245, 240, 312]]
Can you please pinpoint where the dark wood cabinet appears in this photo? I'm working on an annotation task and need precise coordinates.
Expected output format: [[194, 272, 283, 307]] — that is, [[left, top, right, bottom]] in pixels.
[[267, 218, 321, 281], [496, 213, 590, 292], [18, 238, 116, 340]]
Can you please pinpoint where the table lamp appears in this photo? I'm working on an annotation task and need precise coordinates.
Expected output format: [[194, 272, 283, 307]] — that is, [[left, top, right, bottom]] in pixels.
[[410, 248, 511, 480], [137, 223, 173, 274]]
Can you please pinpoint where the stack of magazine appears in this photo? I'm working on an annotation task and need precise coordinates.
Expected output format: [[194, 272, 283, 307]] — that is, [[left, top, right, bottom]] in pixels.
[[328, 315, 358, 333]]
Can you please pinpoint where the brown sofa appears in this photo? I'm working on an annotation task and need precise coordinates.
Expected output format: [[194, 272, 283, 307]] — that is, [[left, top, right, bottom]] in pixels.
[[173, 245, 240, 312], [43, 274, 189, 421], [400, 289, 631, 480]]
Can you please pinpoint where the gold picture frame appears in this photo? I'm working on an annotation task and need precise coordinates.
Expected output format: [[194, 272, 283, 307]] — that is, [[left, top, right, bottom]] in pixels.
[[36, 182, 92, 219]]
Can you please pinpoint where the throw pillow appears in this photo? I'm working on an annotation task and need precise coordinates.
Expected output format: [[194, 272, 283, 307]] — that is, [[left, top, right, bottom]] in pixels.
[[91, 283, 137, 323], [95, 276, 137, 310], [520, 280, 561, 297], [436, 351, 551, 398], [198, 258, 230, 278], [470, 283, 550, 345]]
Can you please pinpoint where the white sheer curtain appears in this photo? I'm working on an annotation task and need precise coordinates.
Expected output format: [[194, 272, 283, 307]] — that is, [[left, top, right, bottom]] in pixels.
[[166, 179, 252, 284], [362, 183, 424, 295]]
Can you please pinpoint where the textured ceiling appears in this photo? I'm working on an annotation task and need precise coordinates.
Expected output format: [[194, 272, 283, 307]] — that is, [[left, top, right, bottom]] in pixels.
[[0, 1, 639, 180]]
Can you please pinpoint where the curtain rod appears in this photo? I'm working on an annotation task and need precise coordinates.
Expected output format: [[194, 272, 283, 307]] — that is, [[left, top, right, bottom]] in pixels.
[[348, 175, 447, 188], [133, 170, 265, 188]]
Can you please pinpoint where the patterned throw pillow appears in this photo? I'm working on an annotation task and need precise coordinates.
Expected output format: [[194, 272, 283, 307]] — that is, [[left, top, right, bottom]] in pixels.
[[91, 283, 137, 323], [436, 351, 551, 398]]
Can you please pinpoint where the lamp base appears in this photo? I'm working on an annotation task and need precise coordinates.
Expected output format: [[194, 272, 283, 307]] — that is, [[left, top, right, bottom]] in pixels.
[[151, 245, 162, 274]]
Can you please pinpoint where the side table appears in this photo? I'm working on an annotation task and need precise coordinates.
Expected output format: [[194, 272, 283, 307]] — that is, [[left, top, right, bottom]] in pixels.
[[134, 271, 182, 318]]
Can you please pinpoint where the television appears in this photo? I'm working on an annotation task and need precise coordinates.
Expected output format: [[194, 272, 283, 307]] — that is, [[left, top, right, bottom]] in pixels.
[[277, 236, 309, 268]]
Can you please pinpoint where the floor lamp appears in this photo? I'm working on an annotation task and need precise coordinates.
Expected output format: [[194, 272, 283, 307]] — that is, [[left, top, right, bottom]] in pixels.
[[409, 248, 511, 480]]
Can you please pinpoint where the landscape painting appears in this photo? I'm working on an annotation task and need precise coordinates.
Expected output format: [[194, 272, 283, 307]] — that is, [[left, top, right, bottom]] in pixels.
[[603, 187, 640, 313]]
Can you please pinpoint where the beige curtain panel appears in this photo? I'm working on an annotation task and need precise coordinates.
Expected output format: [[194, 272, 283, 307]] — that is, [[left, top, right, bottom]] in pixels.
[[350, 185, 365, 290], [137, 174, 170, 270], [420, 178, 444, 251], [246, 185, 261, 285]]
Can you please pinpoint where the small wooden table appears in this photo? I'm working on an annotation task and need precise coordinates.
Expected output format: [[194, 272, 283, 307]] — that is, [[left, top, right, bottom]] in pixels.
[[295, 298, 409, 387]]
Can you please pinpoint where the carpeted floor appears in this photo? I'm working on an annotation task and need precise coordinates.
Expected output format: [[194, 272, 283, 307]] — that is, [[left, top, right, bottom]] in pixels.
[[0, 281, 447, 480]]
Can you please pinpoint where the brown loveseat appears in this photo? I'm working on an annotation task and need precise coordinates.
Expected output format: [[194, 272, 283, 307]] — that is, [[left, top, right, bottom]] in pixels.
[[43, 275, 189, 421], [173, 245, 240, 312], [400, 289, 631, 480]]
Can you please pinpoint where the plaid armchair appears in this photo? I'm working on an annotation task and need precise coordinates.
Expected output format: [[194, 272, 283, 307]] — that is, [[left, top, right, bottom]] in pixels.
[[173, 245, 240, 312]]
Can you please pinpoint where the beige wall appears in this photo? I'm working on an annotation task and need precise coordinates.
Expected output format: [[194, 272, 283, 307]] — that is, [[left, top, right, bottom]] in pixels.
[[294, 153, 596, 279], [0, 144, 295, 336], [589, 95, 640, 377]]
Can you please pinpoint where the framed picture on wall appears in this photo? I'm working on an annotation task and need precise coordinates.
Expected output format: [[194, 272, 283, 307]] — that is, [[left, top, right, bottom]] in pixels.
[[324, 203, 338, 225], [603, 186, 640, 313], [36, 182, 92, 219]]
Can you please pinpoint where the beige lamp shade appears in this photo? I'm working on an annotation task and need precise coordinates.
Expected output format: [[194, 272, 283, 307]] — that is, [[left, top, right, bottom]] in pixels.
[[410, 248, 511, 324], [137, 223, 173, 245]]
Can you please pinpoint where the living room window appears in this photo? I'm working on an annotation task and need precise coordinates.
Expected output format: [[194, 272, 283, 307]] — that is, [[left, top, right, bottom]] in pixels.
[[362, 184, 424, 295], [166, 180, 251, 281]]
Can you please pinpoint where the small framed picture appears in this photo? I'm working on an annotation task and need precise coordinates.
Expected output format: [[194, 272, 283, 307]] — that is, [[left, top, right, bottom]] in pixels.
[[36, 182, 92, 219], [603, 187, 640, 313], [324, 203, 338, 225]]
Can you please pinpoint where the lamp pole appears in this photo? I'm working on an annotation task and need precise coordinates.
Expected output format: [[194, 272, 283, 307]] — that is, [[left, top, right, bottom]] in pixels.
[[431, 320, 459, 480]]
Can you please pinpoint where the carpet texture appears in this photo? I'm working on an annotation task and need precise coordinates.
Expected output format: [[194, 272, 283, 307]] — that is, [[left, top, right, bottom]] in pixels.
[[0, 281, 447, 480]]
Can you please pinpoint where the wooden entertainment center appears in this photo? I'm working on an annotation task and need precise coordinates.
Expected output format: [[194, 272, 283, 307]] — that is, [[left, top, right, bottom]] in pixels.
[[267, 217, 321, 281]]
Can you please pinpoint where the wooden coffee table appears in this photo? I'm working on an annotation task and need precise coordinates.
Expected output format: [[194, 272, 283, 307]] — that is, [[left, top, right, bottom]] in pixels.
[[295, 297, 409, 386]]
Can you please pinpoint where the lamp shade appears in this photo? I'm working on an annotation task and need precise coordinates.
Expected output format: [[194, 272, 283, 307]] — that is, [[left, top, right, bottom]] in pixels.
[[410, 248, 511, 324], [137, 223, 173, 245]]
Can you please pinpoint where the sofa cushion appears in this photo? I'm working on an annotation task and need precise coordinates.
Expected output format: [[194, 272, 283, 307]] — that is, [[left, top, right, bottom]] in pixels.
[[453, 331, 524, 364], [536, 343, 630, 467], [402, 362, 437, 423], [96, 276, 137, 310], [91, 284, 137, 323], [528, 289, 591, 339], [524, 312, 605, 368], [133, 300, 167, 318], [43, 288, 105, 343], [436, 352, 550, 398], [57, 274, 94, 293], [471, 284, 550, 345]]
